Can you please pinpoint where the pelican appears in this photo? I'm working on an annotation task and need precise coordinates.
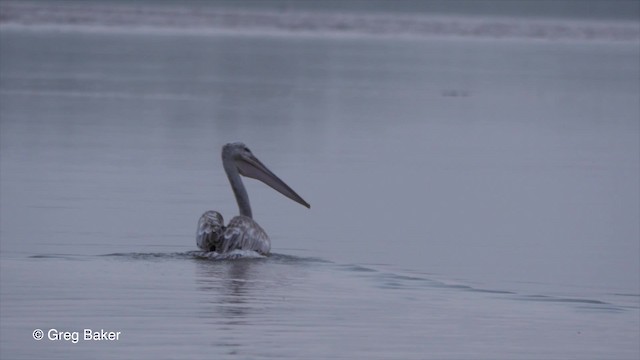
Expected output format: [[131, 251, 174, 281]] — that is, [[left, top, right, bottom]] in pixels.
[[196, 142, 310, 255]]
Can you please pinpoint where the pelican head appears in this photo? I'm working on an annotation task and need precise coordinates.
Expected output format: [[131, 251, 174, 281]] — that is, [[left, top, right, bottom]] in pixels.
[[222, 142, 310, 216]]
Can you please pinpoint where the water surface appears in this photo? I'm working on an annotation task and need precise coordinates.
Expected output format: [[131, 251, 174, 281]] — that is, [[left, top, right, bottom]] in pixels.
[[1, 22, 638, 360]]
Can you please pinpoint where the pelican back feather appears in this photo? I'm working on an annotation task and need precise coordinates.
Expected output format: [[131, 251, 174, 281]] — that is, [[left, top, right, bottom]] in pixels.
[[219, 215, 271, 255]]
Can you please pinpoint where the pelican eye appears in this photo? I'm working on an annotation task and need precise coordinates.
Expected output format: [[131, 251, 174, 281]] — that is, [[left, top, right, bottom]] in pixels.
[[244, 147, 251, 153]]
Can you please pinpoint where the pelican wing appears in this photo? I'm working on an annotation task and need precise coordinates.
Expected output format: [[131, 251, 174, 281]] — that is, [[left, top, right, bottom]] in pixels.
[[196, 210, 225, 251], [218, 215, 271, 255]]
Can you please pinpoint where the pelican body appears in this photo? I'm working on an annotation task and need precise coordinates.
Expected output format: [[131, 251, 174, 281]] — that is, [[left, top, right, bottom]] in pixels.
[[196, 142, 309, 255]]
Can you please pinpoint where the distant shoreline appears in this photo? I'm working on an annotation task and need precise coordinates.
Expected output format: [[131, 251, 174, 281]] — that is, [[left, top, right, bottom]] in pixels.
[[1, 1, 638, 43]]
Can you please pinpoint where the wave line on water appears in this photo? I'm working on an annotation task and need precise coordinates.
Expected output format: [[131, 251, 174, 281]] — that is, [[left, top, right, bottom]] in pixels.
[[100, 250, 266, 261], [336, 263, 632, 312]]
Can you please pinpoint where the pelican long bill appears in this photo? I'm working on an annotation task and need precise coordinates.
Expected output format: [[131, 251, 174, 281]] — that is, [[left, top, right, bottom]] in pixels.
[[236, 152, 310, 209]]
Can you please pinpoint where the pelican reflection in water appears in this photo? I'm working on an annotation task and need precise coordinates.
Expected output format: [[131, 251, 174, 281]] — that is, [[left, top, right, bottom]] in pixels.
[[197, 142, 310, 255]]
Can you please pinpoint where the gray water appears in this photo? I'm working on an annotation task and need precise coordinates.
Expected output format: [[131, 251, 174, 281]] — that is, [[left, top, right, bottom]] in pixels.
[[1, 22, 639, 360]]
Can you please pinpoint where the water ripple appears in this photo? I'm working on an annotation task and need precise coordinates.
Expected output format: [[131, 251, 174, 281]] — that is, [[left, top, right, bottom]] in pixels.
[[335, 263, 630, 312], [28, 251, 633, 313]]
